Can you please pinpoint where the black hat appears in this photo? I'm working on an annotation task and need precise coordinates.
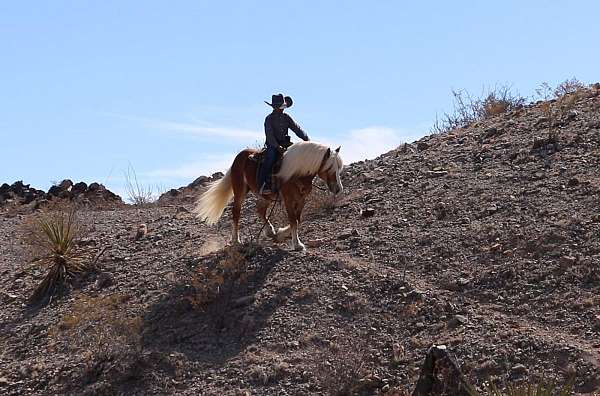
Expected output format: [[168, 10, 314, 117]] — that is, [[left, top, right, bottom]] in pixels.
[[265, 94, 293, 109]]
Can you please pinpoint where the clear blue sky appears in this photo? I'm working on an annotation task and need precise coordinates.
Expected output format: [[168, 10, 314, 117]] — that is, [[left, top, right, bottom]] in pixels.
[[2, 1, 599, 198]]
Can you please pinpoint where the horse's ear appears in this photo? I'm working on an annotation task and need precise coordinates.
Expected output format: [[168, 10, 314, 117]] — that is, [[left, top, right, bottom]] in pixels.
[[325, 147, 331, 159], [335, 146, 341, 153]]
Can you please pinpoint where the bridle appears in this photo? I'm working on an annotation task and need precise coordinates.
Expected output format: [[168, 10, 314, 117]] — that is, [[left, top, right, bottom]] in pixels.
[[314, 149, 337, 191]]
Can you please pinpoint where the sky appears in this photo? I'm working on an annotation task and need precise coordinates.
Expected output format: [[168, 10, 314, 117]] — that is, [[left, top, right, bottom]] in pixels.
[[2, 1, 599, 200]]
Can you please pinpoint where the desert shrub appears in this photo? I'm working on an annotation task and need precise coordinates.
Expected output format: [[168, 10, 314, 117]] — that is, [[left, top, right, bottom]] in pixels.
[[535, 78, 587, 151], [432, 85, 526, 134], [553, 77, 587, 98], [124, 163, 162, 206], [24, 207, 87, 305], [535, 78, 587, 105], [188, 245, 251, 308]]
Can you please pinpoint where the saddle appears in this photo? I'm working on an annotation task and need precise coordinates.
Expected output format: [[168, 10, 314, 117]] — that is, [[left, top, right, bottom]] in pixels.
[[250, 144, 288, 191]]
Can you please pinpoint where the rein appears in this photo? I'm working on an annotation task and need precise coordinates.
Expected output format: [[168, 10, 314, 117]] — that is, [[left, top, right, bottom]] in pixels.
[[253, 193, 280, 244]]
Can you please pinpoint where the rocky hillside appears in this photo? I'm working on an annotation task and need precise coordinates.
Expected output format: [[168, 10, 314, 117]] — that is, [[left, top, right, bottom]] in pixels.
[[0, 180, 123, 213], [1, 86, 600, 395]]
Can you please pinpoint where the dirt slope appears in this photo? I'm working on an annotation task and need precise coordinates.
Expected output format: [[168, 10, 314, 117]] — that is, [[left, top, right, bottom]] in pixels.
[[1, 87, 600, 395]]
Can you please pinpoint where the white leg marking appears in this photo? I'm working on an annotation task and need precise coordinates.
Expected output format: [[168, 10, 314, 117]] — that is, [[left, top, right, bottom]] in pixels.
[[290, 222, 306, 251], [232, 223, 241, 245], [264, 221, 276, 238], [275, 225, 292, 242]]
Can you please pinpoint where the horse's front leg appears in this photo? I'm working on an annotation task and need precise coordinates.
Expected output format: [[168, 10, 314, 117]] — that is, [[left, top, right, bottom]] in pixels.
[[256, 198, 276, 239], [285, 195, 308, 252], [290, 220, 305, 251]]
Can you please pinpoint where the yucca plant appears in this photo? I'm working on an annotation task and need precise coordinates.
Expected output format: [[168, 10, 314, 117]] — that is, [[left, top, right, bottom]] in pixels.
[[27, 208, 85, 305]]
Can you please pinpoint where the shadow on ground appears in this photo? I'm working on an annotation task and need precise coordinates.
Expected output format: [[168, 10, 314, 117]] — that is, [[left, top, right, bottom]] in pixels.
[[141, 245, 289, 364]]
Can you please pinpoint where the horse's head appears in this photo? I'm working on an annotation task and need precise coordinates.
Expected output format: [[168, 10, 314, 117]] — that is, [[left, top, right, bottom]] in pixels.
[[317, 146, 344, 195]]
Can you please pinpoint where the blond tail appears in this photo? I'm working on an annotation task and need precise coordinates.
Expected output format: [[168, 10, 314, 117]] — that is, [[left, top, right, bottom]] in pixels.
[[193, 169, 233, 225]]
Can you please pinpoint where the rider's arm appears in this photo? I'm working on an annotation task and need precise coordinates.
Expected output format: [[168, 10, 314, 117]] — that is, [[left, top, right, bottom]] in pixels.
[[286, 114, 309, 141], [264, 116, 279, 147]]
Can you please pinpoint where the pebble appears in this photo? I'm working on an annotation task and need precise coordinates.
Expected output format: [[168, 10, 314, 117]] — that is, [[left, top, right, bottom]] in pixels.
[[510, 363, 528, 377], [361, 208, 376, 218]]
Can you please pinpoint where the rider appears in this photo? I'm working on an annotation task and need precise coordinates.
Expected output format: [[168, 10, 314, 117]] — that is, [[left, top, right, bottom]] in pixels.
[[258, 93, 309, 194]]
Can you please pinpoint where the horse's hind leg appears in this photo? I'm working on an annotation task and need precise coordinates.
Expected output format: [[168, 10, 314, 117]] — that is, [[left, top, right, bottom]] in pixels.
[[231, 181, 248, 245], [256, 198, 276, 239]]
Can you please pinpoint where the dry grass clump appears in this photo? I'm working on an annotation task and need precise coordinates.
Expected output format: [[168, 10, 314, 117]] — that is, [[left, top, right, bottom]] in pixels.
[[432, 84, 526, 134], [24, 207, 87, 305], [303, 185, 340, 218], [477, 378, 574, 396], [124, 163, 162, 206], [314, 342, 374, 396]]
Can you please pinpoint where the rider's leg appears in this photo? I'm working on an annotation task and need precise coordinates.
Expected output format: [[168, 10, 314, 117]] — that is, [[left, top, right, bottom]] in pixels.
[[258, 146, 278, 193]]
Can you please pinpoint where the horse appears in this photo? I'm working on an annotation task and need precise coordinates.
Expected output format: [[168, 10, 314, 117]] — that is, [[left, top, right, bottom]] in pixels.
[[194, 141, 343, 251]]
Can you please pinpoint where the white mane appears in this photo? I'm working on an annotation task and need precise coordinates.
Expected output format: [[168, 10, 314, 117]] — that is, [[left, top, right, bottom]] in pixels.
[[276, 141, 343, 183]]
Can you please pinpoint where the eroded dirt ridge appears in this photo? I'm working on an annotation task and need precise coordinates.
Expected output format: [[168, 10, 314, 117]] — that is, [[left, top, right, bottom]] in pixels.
[[1, 87, 600, 394]]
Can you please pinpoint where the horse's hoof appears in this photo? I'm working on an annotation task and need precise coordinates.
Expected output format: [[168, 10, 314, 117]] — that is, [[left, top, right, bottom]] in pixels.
[[292, 242, 306, 252]]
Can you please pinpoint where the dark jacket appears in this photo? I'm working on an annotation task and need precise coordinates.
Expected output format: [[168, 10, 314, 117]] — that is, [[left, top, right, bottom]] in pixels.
[[264, 111, 309, 148]]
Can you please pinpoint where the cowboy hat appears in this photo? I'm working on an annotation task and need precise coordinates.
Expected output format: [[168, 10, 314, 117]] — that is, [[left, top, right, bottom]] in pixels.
[[265, 93, 293, 109]]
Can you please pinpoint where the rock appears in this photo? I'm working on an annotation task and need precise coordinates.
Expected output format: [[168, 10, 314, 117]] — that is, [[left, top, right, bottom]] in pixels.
[[306, 239, 325, 248], [190, 175, 210, 188], [560, 255, 577, 268], [165, 189, 180, 197], [457, 277, 470, 287], [338, 229, 358, 240], [448, 314, 468, 328], [426, 170, 448, 178], [135, 224, 148, 239], [233, 295, 255, 308], [48, 179, 74, 198], [487, 205, 499, 214], [0, 183, 9, 195], [94, 272, 113, 289], [406, 290, 425, 301], [484, 127, 500, 138], [361, 208, 376, 218], [71, 182, 88, 195], [58, 179, 73, 190], [11, 181, 26, 195], [417, 141, 429, 151], [510, 364, 528, 377]]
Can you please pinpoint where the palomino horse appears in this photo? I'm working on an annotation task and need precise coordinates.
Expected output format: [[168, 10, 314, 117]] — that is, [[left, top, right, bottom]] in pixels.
[[194, 141, 343, 251]]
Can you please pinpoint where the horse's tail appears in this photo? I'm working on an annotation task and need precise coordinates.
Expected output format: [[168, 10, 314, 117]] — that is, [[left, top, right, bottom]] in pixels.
[[193, 168, 233, 225]]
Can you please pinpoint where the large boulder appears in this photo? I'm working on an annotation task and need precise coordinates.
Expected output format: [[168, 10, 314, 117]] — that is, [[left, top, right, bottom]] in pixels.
[[71, 182, 88, 195], [48, 179, 74, 198]]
